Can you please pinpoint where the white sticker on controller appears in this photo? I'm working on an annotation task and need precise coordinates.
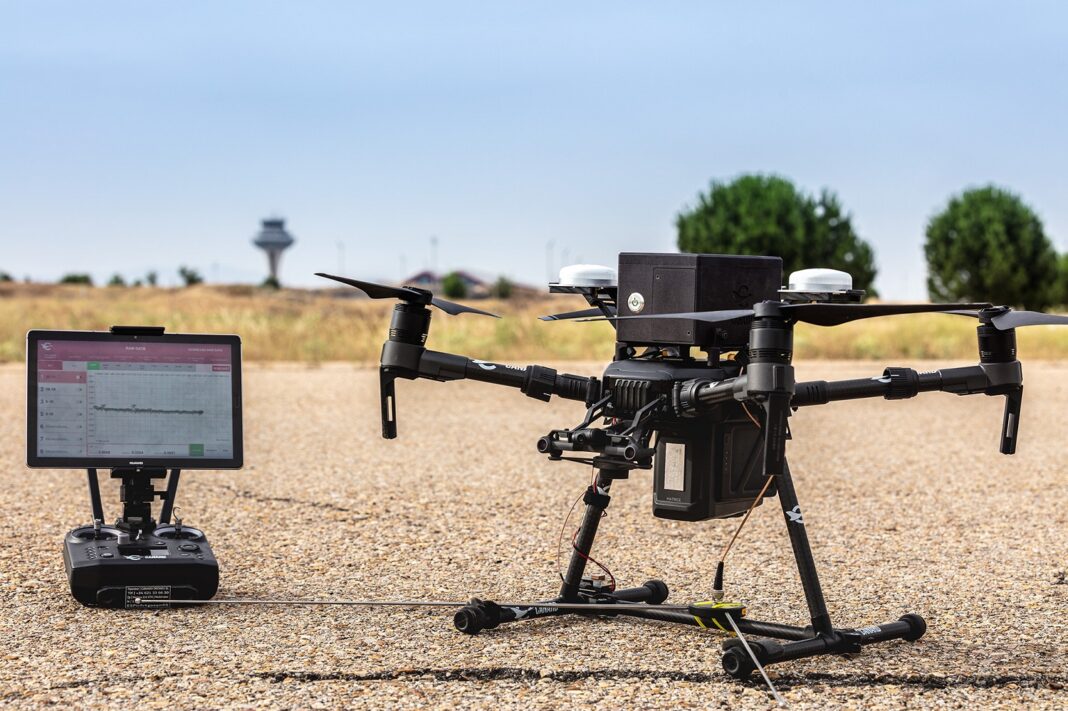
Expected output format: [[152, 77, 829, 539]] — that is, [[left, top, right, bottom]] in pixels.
[[126, 585, 172, 609]]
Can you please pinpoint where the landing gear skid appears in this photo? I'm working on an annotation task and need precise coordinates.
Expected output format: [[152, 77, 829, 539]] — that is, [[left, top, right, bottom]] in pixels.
[[453, 462, 927, 680], [453, 578, 671, 636]]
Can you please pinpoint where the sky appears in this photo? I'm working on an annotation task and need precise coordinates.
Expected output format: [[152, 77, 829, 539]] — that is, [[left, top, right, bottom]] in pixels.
[[3, 2, 1066, 297]]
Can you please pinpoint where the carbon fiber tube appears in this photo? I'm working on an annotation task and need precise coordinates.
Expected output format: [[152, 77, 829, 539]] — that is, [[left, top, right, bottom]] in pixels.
[[793, 369, 949, 407]]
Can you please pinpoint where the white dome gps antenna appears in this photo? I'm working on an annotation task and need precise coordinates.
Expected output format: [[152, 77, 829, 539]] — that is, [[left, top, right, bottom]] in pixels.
[[788, 268, 853, 292], [780, 267, 863, 303], [554, 264, 617, 288]]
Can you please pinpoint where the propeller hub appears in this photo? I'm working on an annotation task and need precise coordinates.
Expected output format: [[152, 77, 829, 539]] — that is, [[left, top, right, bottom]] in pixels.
[[752, 302, 786, 319], [401, 286, 434, 306], [978, 305, 1011, 322]]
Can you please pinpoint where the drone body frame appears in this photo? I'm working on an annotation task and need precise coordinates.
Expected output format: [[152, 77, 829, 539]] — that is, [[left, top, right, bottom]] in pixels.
[[317, 252, 1061, 680]]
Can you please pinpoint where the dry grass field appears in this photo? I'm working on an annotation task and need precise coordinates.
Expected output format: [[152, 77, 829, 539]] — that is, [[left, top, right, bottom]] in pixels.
[[2, 283, 1067, 364], [0, 361, 1065, 709]]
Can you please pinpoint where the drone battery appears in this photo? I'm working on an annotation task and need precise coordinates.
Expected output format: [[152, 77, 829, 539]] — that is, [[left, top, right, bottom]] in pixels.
[[652, 407, 775, 521], [616, 253, 782, 350]]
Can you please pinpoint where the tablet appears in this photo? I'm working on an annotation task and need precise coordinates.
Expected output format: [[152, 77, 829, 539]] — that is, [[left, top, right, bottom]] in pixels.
[[27, 330, 242, 469]]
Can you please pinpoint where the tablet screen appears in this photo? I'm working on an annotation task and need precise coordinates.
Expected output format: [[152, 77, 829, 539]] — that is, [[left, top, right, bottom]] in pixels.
[[28, 331, 242, 468]]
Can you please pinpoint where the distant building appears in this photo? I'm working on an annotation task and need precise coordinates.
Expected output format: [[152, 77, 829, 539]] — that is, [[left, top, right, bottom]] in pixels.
[[405, 270, 438, 287], [252, 218, 295, 283], [403, 270, 488, 296]]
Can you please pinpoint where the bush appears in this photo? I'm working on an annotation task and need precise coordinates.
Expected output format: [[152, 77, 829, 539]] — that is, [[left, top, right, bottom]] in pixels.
[[676, 174, 878, 294], [107, 274, 126, 287], [924, 186, 1058, 309], [261, 275, 281, 290], [490, 276, 514, 299], [145, 271, 158, 287], [59, 273, 93, 286], [178, 266, 204, 287], [441, 272, 467, 299], [0, 272, 12, 283]]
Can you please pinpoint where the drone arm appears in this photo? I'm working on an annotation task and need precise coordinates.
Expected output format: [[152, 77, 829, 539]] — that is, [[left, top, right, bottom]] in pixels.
[[792, 362, 1021, 406], [792, 368, 941, 405], [411, 349, 596, 403], [792, 363, 1023, 454], [379, 341, 598, 438]]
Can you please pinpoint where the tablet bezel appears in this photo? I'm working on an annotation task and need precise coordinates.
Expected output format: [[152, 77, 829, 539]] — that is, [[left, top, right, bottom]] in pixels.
[[26, 329, 243, 469]]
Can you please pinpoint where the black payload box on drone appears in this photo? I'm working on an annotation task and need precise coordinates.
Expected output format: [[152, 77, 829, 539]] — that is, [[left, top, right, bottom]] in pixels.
[[615, 252, 782, 350]]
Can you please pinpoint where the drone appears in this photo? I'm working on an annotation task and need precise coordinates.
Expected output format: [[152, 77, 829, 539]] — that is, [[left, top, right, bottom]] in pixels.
[[313, 251, 1068, 686]]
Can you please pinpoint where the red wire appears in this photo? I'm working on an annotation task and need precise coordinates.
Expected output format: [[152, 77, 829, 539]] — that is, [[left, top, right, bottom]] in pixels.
[[571, 528, 617, 592], [555, 472, 619, 592], [556, 491, 583, 581]]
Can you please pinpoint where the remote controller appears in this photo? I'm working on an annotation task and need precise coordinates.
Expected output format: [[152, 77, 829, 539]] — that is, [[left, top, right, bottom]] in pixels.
[[63, 518, 218, 608]]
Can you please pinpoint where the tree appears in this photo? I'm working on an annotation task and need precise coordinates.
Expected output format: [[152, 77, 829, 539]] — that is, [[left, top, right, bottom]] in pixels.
[[178, 266, 203, 287], [924, 186, 1058, 309], [676, 174, 878, 294], [261, 275, 281, 290], [0, 271, 12, 283], [107, 274, 126, 287], [490, 276, 514, 299], [59, 273, 93, 285], [1053, 253, 1068, 308], [441, 272, 467, 299], [145, 270, 158, 287]]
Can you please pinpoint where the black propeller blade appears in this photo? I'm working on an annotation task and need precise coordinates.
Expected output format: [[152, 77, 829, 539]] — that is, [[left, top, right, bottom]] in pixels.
[[315, 272, 499, 317], [947, 309, 1068, 330], [426, 297, 499, 317], [582, 302, 994, 327], [783, 302, 993, 327], [994, 310, 1068, 329], [579, 309, 755, 325], [540, 306, 616, 321], [315, 273, 414, 300]]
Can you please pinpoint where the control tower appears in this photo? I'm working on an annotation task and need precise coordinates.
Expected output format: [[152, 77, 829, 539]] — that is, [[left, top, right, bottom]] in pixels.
[[252, 217, 295, 283]]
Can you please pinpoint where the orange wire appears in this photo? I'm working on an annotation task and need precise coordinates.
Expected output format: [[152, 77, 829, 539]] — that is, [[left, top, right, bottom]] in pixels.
[[718, 475, 776, 563]]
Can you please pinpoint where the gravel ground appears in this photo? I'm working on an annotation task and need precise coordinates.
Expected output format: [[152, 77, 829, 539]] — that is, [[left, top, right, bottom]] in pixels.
[[1, 361, 1065, 709]]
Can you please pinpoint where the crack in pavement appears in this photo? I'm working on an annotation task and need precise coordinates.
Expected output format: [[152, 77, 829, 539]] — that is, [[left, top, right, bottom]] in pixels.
[[0, 673, 187, 701], [205, 483, 368, 516], [254, 668, 1068, 691], [8, 669, 1064, 701]]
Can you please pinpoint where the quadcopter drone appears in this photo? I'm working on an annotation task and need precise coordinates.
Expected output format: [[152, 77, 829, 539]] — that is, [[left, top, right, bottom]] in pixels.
[[313, 252, 1066, 684]]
